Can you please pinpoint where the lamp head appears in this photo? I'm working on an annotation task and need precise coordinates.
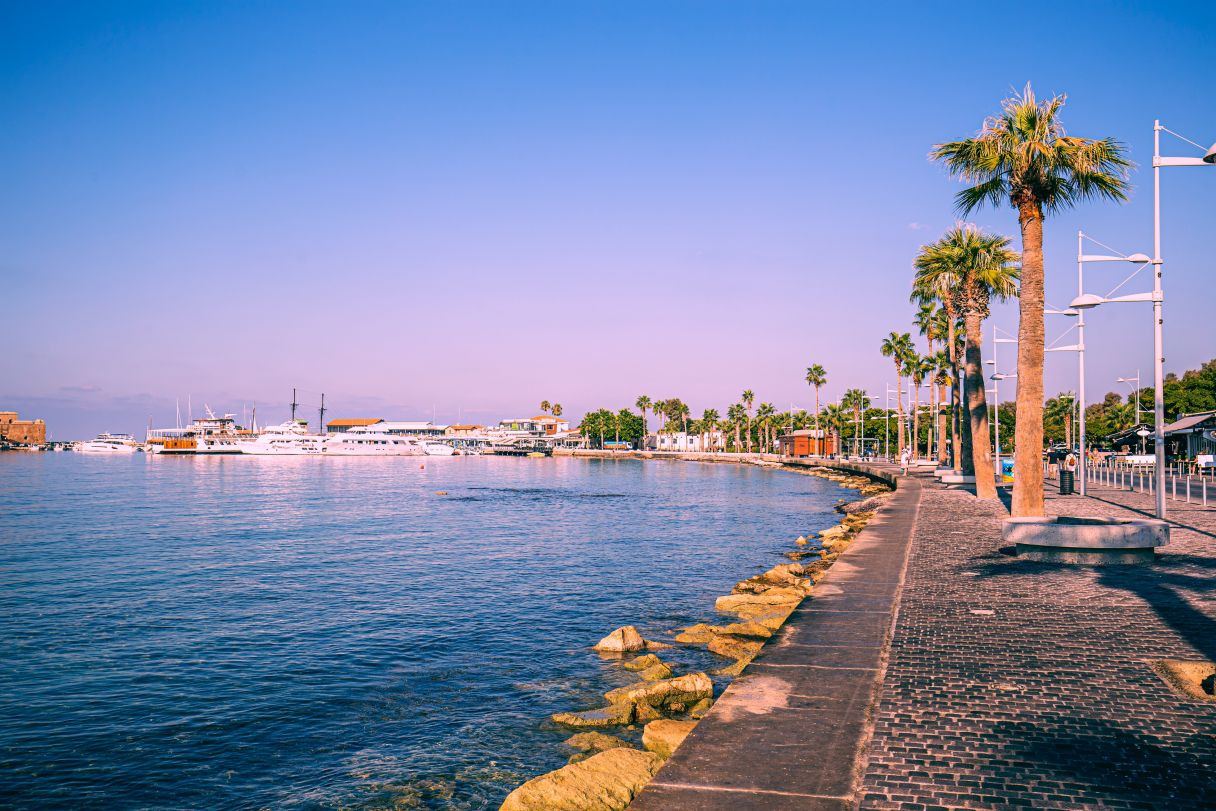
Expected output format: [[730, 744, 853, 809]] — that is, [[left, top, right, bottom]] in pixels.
[[1205, 142, 1216, 164], [1070, 293, 1105, 310], [1136, 428, 1152, 438], [1126, 253, 1152, 263]]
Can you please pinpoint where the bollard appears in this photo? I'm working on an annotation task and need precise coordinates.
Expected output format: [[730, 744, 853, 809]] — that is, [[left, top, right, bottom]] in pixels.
[[1172, 476, 1177, 501], [1187, 475, 1191, 504]]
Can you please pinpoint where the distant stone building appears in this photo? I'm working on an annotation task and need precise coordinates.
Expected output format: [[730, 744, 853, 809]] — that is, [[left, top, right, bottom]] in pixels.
[[0, 411, 46, 445]]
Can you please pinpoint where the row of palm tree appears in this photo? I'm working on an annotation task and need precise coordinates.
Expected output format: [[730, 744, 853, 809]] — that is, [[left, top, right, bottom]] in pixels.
[[901, 83, 1130, 512], [538, 401, 563, 417]]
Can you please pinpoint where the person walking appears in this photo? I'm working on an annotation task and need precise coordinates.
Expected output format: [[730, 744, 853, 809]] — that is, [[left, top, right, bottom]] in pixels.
[[900, 447, 911, 475]]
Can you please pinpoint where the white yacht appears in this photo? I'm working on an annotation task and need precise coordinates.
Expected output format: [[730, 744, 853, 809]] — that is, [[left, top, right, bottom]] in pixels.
[[76, 433, 141, 454], [326, 429, 425, 456], [240, 420, 327, 455], [422, 441, 456, 456], [147, 408, 247, 454]]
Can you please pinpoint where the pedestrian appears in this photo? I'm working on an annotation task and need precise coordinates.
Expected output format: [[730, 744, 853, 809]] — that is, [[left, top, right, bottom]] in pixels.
[[899, 447, 910, 475]]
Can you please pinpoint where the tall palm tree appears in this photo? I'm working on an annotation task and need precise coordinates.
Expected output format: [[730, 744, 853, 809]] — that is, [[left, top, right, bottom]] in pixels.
[[540, 400, 551, 414], [741, 390, 755, 452], [913, 252, 965, 473], [933, 84, 1130, 516], [756, 403, 775, 453], [636, 395, 652, 438], [880, 332, 913, 455], [931, 349, 951, 465], [701, 408, 720, 452], [909, 354, 934, 459], [805, 365, 827, 439], [727, 403, 745, 451], [552, 403, 562, 418], [930, 224, 1021, 500], [914, 304, 946, 463], [822, 402, 847, 458], [1046, 393, 1076, 449], [841, 388, 870, 457]]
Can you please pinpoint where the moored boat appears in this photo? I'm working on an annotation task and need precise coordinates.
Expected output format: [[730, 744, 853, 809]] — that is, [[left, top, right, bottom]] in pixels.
[[75, 433, 140, 454]]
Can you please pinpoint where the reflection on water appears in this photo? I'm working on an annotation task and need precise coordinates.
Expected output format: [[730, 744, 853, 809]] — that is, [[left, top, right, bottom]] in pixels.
[[0, 454, 851, 808]]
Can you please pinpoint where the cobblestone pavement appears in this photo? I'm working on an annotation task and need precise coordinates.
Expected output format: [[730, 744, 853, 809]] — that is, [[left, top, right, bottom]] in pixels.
[[858, 477, 1216, 809]]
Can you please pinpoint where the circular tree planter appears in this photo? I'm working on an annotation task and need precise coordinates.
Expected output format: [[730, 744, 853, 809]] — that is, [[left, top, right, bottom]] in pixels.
[[1002, 516, 1169, 564], [940, 473, 976, 484]]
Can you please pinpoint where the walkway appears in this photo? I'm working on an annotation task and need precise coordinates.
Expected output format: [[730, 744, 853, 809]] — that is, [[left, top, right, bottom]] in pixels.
[[632, 466, 1216, 809]]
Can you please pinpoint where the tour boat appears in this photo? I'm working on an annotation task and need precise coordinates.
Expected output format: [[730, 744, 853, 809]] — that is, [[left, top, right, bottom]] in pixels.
[[326, 430, 425, 456], [75, 433, 141, 454], [423, 441, 456, 456], [147, 408, 247, 454], [240, 420, 327, 455]]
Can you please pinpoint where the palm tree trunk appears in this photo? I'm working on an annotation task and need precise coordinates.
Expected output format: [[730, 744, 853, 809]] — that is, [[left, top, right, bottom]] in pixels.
[[896, 373, 906, 455], [964, 310, 997, 498], [947, 316, 962, 473], [1012, 202, 1046, 516], [814, 386, 821, 454], [937, 380, 948, 466], [912, 386, 921, 460]]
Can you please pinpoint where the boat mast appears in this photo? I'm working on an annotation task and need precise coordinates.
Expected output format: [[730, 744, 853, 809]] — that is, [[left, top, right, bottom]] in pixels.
[[319, 393, 326, 434], [291, 388, 299, 422]]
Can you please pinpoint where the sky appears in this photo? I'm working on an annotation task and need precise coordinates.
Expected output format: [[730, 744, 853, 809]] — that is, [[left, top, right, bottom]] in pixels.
[[2, 1, 1213, 439]]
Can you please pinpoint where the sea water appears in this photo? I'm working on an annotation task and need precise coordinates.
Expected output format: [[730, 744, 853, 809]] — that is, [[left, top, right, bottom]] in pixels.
[[0, 453, 853, 808]]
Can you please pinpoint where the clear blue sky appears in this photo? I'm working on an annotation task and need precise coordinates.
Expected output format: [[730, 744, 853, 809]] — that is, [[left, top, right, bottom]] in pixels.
[[3, 1, 1213, 438]]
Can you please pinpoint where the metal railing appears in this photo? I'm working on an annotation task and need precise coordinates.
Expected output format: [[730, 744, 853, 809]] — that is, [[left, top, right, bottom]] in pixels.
[[1072, 461, 1212, 507]]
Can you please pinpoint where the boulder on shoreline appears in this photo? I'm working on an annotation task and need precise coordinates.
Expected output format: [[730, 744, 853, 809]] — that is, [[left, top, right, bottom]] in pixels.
[[594, 626, 645, 653], [552, 703, 635, 729], [642, 719, 697, 760], [603, 672, 712, 712], [689, 697, 713, 718], [707, 633, 764, 661], [637, 662, 673, 681], [498, 747, 662, 811], [716, 621, 772, 639], [621, 654, 662, 672], [674, 623, 719, 644]]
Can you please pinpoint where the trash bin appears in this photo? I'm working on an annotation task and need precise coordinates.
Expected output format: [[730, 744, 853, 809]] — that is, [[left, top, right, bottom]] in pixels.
[[1059, 470, 1075, 495]]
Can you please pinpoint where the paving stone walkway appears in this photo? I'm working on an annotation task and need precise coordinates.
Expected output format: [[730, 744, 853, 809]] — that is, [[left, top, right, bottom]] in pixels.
[[860, 477, 1216, 809], [632, 466, 1216, 810]]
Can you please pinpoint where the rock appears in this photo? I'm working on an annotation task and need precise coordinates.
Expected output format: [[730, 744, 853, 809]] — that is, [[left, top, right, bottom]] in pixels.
[[707, 634, 764, 661], [499, 747, 663, 811], [716, 621, 772, 639], [689, 697, 713, 718], [634, 702, 662, 722], [642, 719, 697, 759], [819, 525, 850, 541], [795, 535, 807, 544], [715, 591, 803, 616], [564, 732, 630, 754], [637, 662, 673, 681], [621, 654, 662, 672], [594, 626, 645, 653], [753, 608, 796, 630], [551, 704, 635, 728], [714, 655, 754, 677], [674, 623, 719, 644], [643, 639, 672, 650], [604, 672, 713, 711]]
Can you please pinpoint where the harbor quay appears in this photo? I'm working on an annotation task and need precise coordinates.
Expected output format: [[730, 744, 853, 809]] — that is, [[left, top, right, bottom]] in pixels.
[[631, 463, 1216, 810]]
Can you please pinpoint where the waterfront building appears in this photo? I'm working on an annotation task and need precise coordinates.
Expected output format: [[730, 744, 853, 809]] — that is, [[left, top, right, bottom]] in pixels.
[[497, 416, 571, 436], [643, 431, 724, 452], [0, 411, 46, 446], [444, 424, 484, 437], [326, 418, 384, 434], [1163, 410, 1216, 460], [777, 429, 836, 457]]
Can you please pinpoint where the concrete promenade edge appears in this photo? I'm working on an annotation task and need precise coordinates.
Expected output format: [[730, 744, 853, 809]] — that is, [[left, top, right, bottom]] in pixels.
[[630, 462, 921, 811]]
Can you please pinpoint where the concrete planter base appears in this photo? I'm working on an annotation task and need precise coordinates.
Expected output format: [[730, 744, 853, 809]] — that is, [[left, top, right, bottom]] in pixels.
[[940, 473, 976, 484], [1003, 516, 1169, 565], [933, 468, 952, 479]]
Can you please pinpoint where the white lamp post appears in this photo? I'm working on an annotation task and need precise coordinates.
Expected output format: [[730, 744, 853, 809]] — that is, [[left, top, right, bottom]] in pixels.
[[1117, 371, 1145, 454], [1069, 121, 1214, 519]]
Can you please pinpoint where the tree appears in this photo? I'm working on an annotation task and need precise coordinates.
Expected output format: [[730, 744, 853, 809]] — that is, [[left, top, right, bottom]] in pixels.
[[727, 403, 745, 451], [822, 403, 847, 457], [1045, 392, 1076, 448], [701, 408, 720, 452], [880, 332, 913, 455], [931, 349, 952, 465], [741, 390, 755, 452], [756, 402, 775, 453], [805, 365, 827, 438], [915, 304, 947, 464], [552, 403, 563, 418], [908, 354, 933, 459], [540, 400, 551, 414], [635, 395, 652, 438], [933, 84, 1130, 516], [923, 224, 1020, 500], [841, 388, 871, 456], [913, 249, 965, 472]]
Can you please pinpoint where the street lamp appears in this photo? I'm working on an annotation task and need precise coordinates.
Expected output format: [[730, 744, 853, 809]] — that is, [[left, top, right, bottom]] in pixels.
[[1117, 372, 1146, 454], [1070, 121, 1214, 519], [989, 371, 1016, 481]]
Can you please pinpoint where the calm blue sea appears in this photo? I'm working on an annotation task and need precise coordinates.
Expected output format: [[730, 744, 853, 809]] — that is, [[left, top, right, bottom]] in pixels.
[[0, 453, 852, 809]]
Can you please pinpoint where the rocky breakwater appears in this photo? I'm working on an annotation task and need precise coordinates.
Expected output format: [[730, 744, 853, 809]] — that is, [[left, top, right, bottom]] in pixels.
[[498, 470, 893, 810]]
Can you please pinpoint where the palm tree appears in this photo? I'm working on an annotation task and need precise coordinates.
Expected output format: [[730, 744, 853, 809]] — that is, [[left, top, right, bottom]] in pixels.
[[635, 395, 651, 439], [931, 350, 951, 465], [653, 399, 668, 434], [727, 403, 745, 451], [552, 403, 562, 418], [913, 251, 966, 473], [930, 224, 1021, 500], [1046, 393, 1076, 449], [540, 400, 551, 414], [741, 390, 755, 452], [915, 304, 946, 463], [880, 332, 913, 455], [841, 388, 870, 457], [822, 403, 847, 458], [933, 84, 1130, 516], [701, 408, 720, 452], [756, 403, 775, 453], [804, 365, 827, 439], [909, 355, 933, 459]]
